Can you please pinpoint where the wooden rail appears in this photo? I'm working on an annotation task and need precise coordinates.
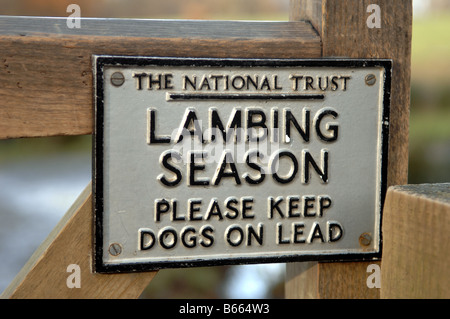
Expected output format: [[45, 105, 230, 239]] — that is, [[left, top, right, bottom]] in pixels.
[[0, 17, 320, 139], [381, 184, 449, 299]]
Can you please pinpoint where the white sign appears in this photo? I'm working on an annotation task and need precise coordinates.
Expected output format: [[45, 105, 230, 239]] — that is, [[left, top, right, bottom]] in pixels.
[[93, 56, 391, 273]]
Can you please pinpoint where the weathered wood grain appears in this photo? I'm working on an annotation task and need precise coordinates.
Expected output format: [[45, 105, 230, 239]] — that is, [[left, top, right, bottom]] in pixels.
[[286, 0, 412, 299], [0, 16, 321, 139], [1, 184, 157, 299], [289, 0, 322, 33], [381, 184, 450, 299]]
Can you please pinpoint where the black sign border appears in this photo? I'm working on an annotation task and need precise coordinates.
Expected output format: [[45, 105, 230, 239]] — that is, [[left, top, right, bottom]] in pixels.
[[93, 56, 392, 274]]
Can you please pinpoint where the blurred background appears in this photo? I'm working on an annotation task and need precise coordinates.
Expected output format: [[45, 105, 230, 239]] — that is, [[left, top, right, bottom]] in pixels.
[[0, 0, 448, 298]]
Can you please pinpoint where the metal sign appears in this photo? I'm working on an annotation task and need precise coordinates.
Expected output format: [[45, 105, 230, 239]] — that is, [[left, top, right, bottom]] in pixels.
[[93, 56, 391, 273]]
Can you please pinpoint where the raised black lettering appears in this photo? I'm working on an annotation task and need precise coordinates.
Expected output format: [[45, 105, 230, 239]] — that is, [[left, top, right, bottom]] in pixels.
[[318, 76, 329, 91], [284, 108, 310, 143], [244, 150, 265, 185], [309, 222, 325, 243], [200, 225, 215, 247], [331, 76, 339, 91], [209, 75, 223, 90], [188, 199, 203, 221], [247, 108, 267, 142], [319, 195, 332, 217], [276, 223, 290, 244], [209, 108, 242, 142], [303, 150, 328, 184], [148, 73, 162, 90], [226, 225, 244, 247], [176, 108, 204, 143], [341, 76, 351, 90], [273, 75, 282, 90], [271, 107, 279, 143], [171, 200, 185, 221], [205, 198, 223, 220], [259, 76, 271, 90], [225, 197, 239, 219], [288, 196, 301, 218], [133, 72, 147, 90], [183, 75, 197, 90], [247, 223, 264, 246], [164, 73, 174, 89], [139, 228, 156, 250], [303, 196, 316, 217], [188, 151, 209, 186], [289, 75, 303, 91], [268, 196, 284, 218], [328, 221, 343, 242], [232, 76, 245, 90], [155, 199, 170, 222], [271, 150, 299, 184], [241, 197, 255, 219], [212, 151, 241, 186], [246, 75, 259, 90], [159, 227, 178, 249], [181, 226, 197, 248], [305, 76, 315, 90], [314, 108, 339, 142], [199, 75, 211, 90], [147, 108, 170, 144], [158, 150, 182, 187], [293, 223, 306, 244]]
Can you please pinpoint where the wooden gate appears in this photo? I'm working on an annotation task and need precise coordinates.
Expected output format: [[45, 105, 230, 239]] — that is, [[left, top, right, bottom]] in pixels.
[[4, 1, 445, 300]]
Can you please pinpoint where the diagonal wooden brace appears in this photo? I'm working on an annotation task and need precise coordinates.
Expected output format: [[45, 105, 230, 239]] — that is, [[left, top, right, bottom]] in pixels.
[[1, 183, 156, 299]]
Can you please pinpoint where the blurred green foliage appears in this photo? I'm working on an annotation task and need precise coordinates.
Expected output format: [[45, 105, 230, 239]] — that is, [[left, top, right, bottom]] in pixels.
[[409, 12, 450, 184], [141, 267, 230, 299], [0, 135, 91, 165]]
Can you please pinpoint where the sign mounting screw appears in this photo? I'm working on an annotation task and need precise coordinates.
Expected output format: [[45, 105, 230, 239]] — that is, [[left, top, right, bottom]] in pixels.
[[111, 72, 125, 87], [365, 74, 376, 86], [359, 233, 372, 246], [108, 243, 122, 256]]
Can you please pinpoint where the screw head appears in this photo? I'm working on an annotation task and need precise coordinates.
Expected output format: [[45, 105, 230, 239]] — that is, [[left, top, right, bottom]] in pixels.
[[108, 243, 122, 256], [365, 74, 376, 86], [359, 233, 372, 247], [110, 72, 125, 87]]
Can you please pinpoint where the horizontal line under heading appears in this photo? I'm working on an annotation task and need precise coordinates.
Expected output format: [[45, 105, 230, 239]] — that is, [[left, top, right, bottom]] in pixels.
[[166, 93, 325, 101]]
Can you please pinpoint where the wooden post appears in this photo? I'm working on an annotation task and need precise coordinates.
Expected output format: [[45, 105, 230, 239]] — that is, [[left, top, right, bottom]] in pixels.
[[286, 0, 412, 298], [381, 184, 450, 299]]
